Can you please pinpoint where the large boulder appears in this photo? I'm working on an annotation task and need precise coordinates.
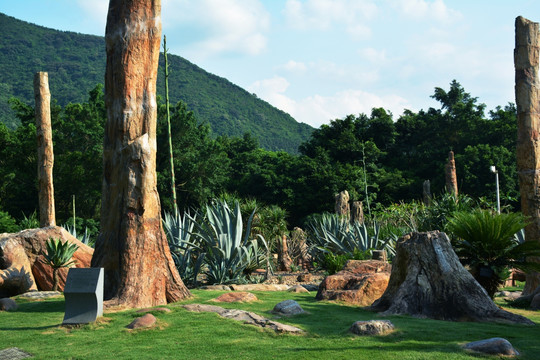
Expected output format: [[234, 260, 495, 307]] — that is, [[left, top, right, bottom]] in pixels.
[[316, 260, 391, 306], [0, 237, 38, 297], [0, 226, 93, 292]]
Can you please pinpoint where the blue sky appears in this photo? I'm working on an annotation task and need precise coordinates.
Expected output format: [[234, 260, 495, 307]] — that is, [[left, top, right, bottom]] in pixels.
[[1, 0, 539, 127]]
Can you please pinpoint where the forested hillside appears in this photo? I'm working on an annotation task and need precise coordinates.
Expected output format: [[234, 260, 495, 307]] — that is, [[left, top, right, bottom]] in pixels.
[[0, 12, 312, 152]]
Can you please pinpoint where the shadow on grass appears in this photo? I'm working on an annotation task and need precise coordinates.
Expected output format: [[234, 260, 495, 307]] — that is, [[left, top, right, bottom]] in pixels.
[[0, 324, 59, 331], [12, 299, 64, 313]]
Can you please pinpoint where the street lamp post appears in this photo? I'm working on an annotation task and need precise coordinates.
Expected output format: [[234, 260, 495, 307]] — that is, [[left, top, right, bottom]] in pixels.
[[490, 166, 500, 214]]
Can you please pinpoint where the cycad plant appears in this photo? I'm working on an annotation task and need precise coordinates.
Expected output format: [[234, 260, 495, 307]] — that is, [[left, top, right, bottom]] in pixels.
[[447, 209, 540, 298], [42, 237, 79, 291]]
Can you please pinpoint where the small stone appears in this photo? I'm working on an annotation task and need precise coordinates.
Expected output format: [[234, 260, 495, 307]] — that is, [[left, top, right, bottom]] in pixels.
[[136, 307, 171, 313], [199, 285, 232, 291], [212, 292, 258, 303], [349, 320, 394, 336], [0, 298, 18, 311], [272, 299, 305, 316], [463, 338, 519, 356], [126, 313, 156, 329], [530, 293, 540, 310], [288, 285, 309, 293]]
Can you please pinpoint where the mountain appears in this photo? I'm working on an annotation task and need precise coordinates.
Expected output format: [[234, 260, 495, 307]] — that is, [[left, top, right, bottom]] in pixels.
[[0, 13, 313, 153]]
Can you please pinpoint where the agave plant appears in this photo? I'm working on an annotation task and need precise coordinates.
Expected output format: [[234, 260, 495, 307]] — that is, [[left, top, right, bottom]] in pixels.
[[307, 213, 395, 264], [447, 209, 540, 298], [42, 237, 79, 291], [163, 210, 205, 287], [63, 224, 92, 246], [191, 200, 267, 285]]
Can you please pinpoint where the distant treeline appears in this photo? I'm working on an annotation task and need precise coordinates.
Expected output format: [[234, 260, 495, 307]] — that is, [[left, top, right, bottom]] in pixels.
[[0, 80, 519, 229]]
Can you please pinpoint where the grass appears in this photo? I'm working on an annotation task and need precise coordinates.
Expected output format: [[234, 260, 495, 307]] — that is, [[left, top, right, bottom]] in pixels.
[[1, 290, 539, 359]]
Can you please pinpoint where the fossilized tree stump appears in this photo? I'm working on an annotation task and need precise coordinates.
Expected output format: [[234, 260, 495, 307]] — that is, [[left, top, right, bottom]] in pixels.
[[515, 16, 540, 295], [351, 201, 364, 224], [34, 72, 55, 227], [445, 151, 458, 198], [277, 235, 292, 272], [335, 190, 350, 219], [370, 231, 534, 325], [91, 0, 190, 308]]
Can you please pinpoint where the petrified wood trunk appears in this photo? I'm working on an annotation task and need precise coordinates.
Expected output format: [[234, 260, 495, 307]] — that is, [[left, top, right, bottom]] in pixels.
[[277, 235, 292, 272], [423, 180, 431, 206], [335, 190, 350, 219], [34, 72, 55, 227], [370, 231, 534, 325], [515, 16, 540, 295], [91, 0, 190, 308], [351, 201, 364, 224], [445, 151, 458, 197]]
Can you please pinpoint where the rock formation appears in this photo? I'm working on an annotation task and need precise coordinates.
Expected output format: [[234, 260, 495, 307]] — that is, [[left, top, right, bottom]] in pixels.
[[90, 0, 190, 308], [316, 260, 391, 306], [515, 16, 540, 295], [1, 226, 92, 293]]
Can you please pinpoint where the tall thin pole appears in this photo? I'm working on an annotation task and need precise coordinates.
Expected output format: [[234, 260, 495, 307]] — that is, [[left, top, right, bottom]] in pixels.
[[495, 172, 500, 214], [163, 35, 178, 216]]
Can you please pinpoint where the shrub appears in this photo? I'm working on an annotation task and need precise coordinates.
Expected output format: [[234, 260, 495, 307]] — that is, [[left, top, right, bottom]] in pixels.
[[0, 210, 19, 233], [42, 237, 79, 291]]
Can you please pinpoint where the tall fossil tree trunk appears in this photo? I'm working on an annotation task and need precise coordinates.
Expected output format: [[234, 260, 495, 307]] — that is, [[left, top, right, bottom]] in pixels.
[[445, 151, 458, 198], [351, 201, 364, 224], [335, 190, 350, 220], [91, 0, 190, 308], [34, 72, 56, 227], [515, 16, 540, 295]]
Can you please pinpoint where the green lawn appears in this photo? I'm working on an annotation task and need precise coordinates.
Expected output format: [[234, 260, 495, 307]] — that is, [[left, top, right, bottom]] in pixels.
[[1, 290, 539, 359]]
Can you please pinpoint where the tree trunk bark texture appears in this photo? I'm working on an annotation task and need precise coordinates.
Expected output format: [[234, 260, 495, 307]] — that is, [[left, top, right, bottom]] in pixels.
[[91, 0, 190, 308], [277, 235, 292, 272], [335, 190, 350, 219], [34, 72, 55, 227], [515, 16, 540, 295], [444, 151, 458, 197], [370, 231, 534, 325]]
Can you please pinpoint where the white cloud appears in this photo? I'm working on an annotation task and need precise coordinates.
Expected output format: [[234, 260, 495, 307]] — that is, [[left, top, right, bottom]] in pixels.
[[249, 76, 410, 127], [390, 0, 462, 23], [281, 60, 308, 73], [163, 0, 270, 57], [284, 0, 377, 39], [359, 48, 387, 63]]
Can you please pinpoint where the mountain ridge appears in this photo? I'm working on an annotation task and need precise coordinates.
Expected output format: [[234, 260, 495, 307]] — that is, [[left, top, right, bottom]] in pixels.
[[0, 12, 313, 152]]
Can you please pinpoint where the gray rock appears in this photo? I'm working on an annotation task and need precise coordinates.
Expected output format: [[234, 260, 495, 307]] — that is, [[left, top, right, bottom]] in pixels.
[[349, 320, 394, 336], [302, 284, 320, 292], [288, 285, 309, 293], [272, 299, 305, 316], [531, 293, 540, 310], [0, 298, 18, 311], [18, 291, 62, 299], [183, 303, 303, 333], [231, 284, 289, 291], [463, 338, 519, 356]]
